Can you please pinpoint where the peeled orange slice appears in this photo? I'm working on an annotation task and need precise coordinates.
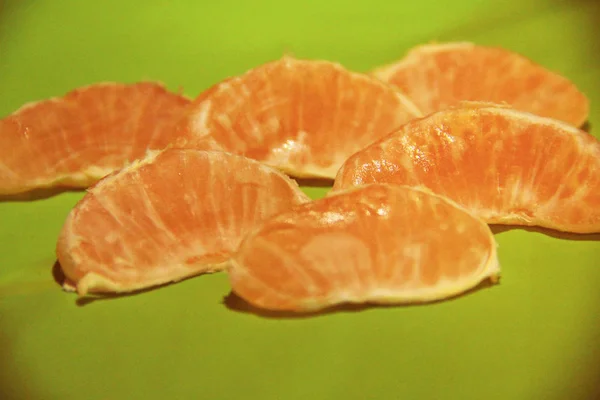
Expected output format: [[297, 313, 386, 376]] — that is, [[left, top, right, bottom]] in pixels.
[[333, 106, 600, 233], [372, 42, 589, 127], [0, 82, 191, 195], [174, 56, 423, 179], [56, 149, 310, 296], [228, 184, 500, 312]]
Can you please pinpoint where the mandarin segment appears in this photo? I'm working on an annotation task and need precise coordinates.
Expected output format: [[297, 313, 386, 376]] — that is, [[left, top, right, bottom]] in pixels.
[[56, 149, 310, 296], [173, 56, 423, 179], [0, 82, 191, 195], [228, 184, 499, 312], [333, 106, 600, 233], [372, 42, 589, 127]]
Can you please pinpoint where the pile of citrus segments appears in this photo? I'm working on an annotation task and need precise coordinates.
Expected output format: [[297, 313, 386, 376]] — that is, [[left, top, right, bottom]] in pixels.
[[1, 42, 598, 313]]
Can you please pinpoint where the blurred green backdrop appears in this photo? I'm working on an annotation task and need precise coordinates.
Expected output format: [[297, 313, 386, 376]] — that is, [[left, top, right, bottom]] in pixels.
[[0, 1, 599, 399]]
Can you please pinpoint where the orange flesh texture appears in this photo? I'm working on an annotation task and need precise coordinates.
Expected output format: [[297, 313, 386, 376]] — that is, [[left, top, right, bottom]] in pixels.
[[0, 82, 191, 195], [56, 149, 310, 295], [175, 57, 423, 179], [229, 184, 498, 312], [332, 107, 600, 233], [372, 42, 589, 127]]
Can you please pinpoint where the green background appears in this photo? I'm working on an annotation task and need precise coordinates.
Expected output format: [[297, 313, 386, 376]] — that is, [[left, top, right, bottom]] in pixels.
[[1, 0, 599, 399]]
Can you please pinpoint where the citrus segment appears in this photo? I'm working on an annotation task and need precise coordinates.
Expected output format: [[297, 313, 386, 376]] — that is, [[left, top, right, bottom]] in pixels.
[[372, 42, 589, 127], [56, 149, 310, 296], [228, 184, 500, 312], [333, 106, 600, 233], [0, 82, 191, 195], [174, 56, 423, 179]]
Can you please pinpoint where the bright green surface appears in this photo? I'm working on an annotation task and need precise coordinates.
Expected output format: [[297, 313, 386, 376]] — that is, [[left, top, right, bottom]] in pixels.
[[1, 1, 599, 399]]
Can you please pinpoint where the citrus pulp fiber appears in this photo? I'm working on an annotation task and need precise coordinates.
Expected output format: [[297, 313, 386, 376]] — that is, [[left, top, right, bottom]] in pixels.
[[372, 42, 589, 127], [56, 149, 310, 296], [173, 56, 423, 179], [333, 106, 600, 233], [228, 184, 500, 312], [0, 82, 191, 195]]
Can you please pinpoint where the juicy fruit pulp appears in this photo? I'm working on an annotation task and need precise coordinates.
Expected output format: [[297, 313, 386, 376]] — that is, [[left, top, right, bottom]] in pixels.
[[229, 184, 500, 312], [56, 149, 310, 296], [173, 56, 423, 179], [0, 82, 191, 195], [333, 106, 600, 233], [372, 42, 589, 127]]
